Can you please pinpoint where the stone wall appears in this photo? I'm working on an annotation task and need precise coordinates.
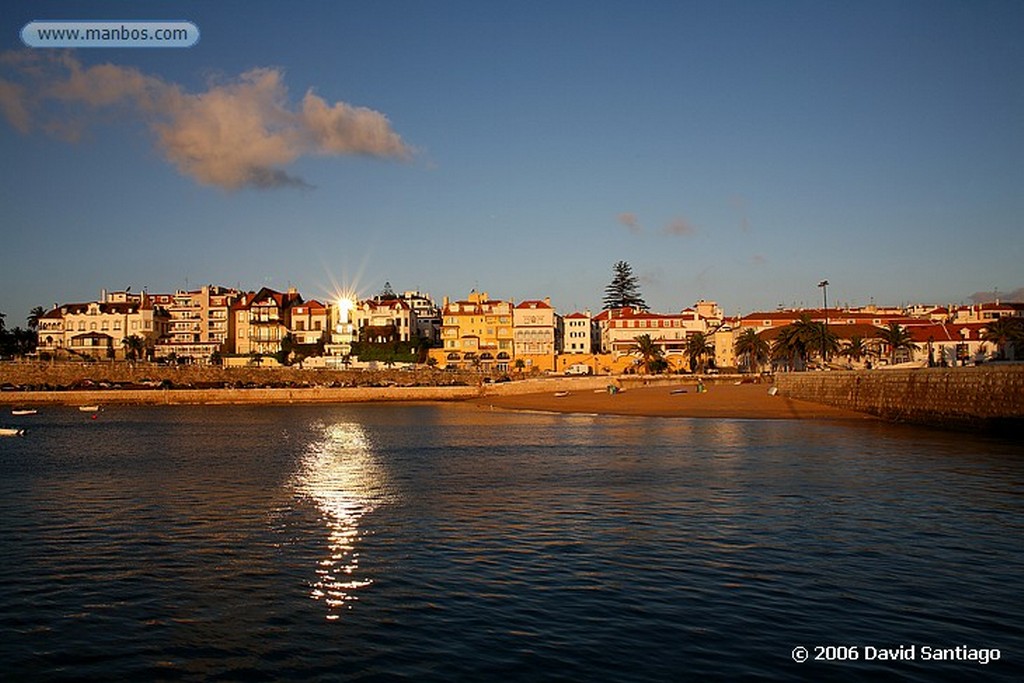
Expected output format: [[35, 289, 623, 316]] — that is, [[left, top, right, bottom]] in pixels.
[[775, 365, 1024, 430], [0, 361, 476, 390]]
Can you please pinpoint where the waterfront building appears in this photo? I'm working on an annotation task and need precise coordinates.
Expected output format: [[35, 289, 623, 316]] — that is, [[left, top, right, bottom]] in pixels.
[[290, 299, 330, 348], [737, 308, 922, 333], [595, 306, 710, 357], [353, 298, 417, 344], [150, 285, 243, 362], [232, 287, 303, 357], [562, 311, 597, 354], [905, 322, 994, 366], [513, 298, 559, 373], [437, 291, 514, 372], [35, 290, 166, 360], [399, 290, 441, 345]]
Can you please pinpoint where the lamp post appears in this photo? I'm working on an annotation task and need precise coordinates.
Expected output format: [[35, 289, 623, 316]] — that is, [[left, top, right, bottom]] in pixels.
[[817, 280, 829, 366]]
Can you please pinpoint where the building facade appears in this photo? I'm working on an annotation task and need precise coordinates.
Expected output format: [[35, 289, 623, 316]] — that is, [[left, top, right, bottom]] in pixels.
[[35, 291, 165, 360], [438, 291, 514, 371], [232, 287, 303, 357], [151, 285, 242, 361], [596, 306, 710, 357]]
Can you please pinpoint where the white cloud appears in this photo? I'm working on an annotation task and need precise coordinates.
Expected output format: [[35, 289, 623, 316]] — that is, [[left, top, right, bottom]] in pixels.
[[0, 51, 413, 190]]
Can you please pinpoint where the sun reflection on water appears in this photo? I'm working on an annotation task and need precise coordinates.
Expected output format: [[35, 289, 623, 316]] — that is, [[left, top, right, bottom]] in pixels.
[[293, 421, 390, 619]]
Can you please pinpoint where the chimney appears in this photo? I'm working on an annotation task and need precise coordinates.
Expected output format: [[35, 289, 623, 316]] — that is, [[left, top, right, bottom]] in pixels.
[[544, 297, 551, 307]]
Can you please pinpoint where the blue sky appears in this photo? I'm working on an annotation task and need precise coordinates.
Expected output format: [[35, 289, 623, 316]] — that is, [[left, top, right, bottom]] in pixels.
[[1, 1, 1022, 326]]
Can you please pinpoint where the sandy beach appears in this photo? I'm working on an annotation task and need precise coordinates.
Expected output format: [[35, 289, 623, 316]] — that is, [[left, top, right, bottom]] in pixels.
[[472, 381, 875, 421]]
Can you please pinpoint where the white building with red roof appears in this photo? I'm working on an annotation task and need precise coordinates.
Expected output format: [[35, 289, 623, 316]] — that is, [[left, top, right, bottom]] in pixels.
[[513, 298, 559, 372], [595, 306, 710, 357]]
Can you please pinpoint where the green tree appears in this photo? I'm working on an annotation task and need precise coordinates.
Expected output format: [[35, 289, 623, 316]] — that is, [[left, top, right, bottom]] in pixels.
[[629, 333, 664, 374], [876, 323, 919, 365], [734, 328, 770, 373], [685, 332, 714, 373], [514, 358, 526, 376], [602, 261, 647, 311]]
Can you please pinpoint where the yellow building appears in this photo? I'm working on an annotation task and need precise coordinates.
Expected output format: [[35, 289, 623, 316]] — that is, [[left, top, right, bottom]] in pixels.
[[439, 291, 514, 372]]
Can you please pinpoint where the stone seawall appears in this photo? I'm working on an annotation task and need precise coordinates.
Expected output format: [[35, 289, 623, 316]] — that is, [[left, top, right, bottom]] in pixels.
[[775, 366, 1024, 430], [0, 365, 687, 406]]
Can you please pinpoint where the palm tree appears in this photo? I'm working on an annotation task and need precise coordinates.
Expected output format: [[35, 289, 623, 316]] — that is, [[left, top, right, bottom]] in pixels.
[[27, 306, 47, 331], [840, 335, 874, 365], [514, 358, 526, 376], [122, 334, 145, 362], [876, 323, 918, 365], [771, 318, 811, 371], [734, 328, 770, 373], [685, 332, 714, 373], [629, 334, 664, 374], [981, 317, 1024, 360]]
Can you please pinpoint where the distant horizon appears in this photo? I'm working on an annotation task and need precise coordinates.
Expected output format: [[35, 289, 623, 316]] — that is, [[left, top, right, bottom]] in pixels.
[[2, 2, 1021, 323]]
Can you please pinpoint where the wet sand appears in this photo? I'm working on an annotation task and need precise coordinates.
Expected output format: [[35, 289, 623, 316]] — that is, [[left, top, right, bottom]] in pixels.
[[473, 381, 875, 421]]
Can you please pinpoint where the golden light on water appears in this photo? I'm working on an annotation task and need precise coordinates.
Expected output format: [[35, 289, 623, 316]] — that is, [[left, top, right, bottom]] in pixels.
[[294, 421, 390, 619]]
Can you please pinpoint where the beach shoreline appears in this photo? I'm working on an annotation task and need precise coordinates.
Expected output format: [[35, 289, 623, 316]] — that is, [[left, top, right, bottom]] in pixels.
[[470, 382, 876, 421], [0, 380, 874, 421]]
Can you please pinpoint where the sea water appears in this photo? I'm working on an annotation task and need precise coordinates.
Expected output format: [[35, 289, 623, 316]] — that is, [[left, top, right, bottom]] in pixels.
[[1, 404, 1021, 681]]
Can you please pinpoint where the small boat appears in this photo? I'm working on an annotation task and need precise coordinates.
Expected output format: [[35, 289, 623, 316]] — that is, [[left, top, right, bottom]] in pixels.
[[78, 405, 100, 412], [1, 427, 26, 437], [554, 391, 570, 398], [11, 409, 38, 416]]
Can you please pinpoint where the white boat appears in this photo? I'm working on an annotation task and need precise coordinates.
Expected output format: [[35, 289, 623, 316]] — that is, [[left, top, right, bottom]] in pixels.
[[11, 409, 38, 416], [1, 427, 26, 437], [78, 405, 100, 412]]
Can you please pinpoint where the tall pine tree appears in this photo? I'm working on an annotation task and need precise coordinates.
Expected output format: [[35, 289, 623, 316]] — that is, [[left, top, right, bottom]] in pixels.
[[602, 261, 647, 311]]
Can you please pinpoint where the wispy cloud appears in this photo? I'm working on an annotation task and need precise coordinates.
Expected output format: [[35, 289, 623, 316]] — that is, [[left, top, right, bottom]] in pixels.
[[0, 51, 413, 190], [616, 212, 642, 235], [664, 216, 696, 237]]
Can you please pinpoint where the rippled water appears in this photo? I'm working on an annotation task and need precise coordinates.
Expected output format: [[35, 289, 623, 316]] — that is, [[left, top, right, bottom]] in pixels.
[[1, 405, 1021, 681]]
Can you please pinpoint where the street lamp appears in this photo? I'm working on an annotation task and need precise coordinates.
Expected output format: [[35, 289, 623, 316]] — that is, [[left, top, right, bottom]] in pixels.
[[817, 280, 829, 366]]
